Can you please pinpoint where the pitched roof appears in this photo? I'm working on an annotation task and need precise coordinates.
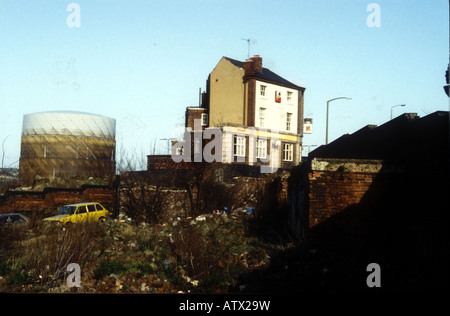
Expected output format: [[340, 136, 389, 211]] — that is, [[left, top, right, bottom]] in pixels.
[[223, 57, 305, 90], [309, 111, 449, 166]]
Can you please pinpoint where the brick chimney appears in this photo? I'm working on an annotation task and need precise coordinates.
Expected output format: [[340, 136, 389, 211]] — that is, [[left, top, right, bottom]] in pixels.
[[251, 55, 262, 72], [243, 55, 262, 76]]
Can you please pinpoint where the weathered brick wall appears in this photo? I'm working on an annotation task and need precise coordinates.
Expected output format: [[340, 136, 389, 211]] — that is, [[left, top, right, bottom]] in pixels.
[[308, 158, 392, 227], [287, 158, 401, 239], [308, 158, 383, 227], [147, 155, 196, 170], [0, 185, 117, 216], [185, 107, 206, 130]]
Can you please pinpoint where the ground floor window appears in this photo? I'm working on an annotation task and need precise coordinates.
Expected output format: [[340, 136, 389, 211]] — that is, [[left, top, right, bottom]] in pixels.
[[256, 139, 267, 159], [283, 143, 293, 161], [234, 135, 246, 157]]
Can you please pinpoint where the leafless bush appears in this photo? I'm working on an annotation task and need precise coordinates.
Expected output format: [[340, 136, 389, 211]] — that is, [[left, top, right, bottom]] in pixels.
[[19, 222, 106, 287], [119, 172, 167, 224], [184, 162, 237, 217], [170, 216, 248, 292]]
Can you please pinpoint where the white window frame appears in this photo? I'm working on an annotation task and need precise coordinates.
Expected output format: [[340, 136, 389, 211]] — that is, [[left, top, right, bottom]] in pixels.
[[260, 85, 266, 97], [287, 91, 293, 102], [256, 139, 267, 160], [201, 113, 208, 126], [259, 107, 266, 127], [234, 135, 246, 157], [286, 112, 292, 131], [283, 143, 293, 162]]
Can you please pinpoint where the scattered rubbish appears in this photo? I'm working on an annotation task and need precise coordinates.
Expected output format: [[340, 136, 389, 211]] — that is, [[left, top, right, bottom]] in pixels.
[[190, 280, 199, 287], [196, 215, 206, 221], [246, 207, 255, 215], [239, 283, 249, 292], [163, 258, 170, 270]]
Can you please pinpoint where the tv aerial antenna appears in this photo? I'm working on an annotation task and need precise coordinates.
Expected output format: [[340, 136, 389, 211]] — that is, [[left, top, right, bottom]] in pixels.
[[242, 38, 251, 59]]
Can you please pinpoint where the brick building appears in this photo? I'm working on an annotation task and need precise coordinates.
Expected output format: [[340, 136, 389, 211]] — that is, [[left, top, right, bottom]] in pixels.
[[183, 55, 306, 171]]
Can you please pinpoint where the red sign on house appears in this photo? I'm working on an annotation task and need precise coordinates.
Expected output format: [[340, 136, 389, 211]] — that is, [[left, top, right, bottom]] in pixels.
[[275, 91, 281, 103]]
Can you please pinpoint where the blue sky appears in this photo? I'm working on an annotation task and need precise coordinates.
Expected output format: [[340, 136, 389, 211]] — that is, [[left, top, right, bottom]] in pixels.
[[0, 0, 448, 168]]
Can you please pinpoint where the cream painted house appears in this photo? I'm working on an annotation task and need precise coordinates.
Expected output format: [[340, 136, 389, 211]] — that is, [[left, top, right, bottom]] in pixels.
[[185, 55, 305, 170]]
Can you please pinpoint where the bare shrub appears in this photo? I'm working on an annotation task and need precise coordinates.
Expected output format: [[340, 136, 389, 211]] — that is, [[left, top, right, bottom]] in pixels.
[[184, 162, 237, 218], [170, 216, 249, 292], [119, 172, 167, 224], [19, 222, 106, 287]]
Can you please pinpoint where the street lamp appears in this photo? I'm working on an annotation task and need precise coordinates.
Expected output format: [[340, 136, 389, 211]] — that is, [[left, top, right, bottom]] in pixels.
[[326, 97, 352, 144], [390, 104, 406, 120]]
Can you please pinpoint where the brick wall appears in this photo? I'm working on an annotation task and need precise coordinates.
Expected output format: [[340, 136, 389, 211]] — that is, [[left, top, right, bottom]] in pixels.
[[299, 158, 403, 228], [147, 155, 196, 170], [287, 157, 399, 239], [0, 185, 117, 216], [185, 107, 206, 130], [288, 152, 449, 289], [246, 79, 256, 127], [308, 158, 384, 226]]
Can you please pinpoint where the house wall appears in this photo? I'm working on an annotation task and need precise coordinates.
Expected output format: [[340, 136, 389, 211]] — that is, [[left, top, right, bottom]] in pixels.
[[208, 58, 245, 127], [254, 80, 299, 133], [220, 125, 300, 169], [185, 107, 207, 131]]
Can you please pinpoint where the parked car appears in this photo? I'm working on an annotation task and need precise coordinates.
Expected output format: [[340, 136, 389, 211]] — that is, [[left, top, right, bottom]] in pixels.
[[43, 202, 110, 225], [0, 213, 30, 226]]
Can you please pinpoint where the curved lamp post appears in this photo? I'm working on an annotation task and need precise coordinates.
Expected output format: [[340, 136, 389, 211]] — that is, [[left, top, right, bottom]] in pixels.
[[390, 104, 405, 120], [326, 97, 352, 144]]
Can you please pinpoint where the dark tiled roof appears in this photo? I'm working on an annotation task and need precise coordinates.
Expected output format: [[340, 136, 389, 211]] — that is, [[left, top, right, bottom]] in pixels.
[[309, 111, 449, 166], [223, 57, 305, 90]]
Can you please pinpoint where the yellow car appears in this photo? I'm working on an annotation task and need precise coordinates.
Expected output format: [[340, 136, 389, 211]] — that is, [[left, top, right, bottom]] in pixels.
[[44, 202, 110, 225]]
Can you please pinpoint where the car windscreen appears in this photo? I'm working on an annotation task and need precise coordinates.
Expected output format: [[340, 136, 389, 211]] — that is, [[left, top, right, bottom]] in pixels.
[[0, 215, 25, 224], [58, 206, 76, 215]]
